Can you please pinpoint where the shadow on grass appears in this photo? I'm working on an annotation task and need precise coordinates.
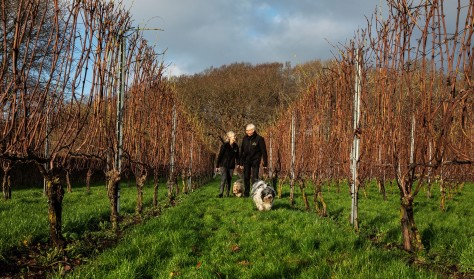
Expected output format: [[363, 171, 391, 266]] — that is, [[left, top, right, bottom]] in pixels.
[[272, 203, 295, 211], [64, 211, 111, 234], [327, 207, 345, 222], [421, 223, 435, 252]]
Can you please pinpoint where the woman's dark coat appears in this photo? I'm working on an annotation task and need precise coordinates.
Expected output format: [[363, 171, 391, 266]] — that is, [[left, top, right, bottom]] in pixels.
[[216, 142, 239, 169]]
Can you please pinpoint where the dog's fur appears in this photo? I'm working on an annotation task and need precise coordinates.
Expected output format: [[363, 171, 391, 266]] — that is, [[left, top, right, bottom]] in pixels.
[[232, 179, 244, 197], [251, 180, 276, 211]]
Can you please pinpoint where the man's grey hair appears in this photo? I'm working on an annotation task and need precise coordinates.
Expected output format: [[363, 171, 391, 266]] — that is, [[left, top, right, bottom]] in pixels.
[[246, 123, 256, 131]]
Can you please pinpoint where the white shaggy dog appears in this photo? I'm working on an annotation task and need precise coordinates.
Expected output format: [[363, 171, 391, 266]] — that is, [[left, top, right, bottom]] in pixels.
[[251, 180, 276, 211]]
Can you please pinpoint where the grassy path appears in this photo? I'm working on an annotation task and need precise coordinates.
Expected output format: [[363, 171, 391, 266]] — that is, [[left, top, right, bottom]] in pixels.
[[66, 179, 447, 279]]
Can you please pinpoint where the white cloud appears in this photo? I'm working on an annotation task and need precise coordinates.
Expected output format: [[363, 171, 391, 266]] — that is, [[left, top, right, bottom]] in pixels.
[[164, 63, 186, 78]]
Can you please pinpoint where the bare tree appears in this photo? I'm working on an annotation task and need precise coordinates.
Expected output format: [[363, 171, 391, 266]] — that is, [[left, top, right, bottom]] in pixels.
[[263, 0, 473, 253]]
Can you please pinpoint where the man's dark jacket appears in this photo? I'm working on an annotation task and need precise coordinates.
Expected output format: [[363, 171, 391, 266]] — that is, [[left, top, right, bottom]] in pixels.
[[240, 132, 268, 167], [216, 142, 239, 169]]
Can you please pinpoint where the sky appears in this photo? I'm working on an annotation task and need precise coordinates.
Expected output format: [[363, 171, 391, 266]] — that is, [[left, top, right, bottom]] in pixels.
[[120, 0, 385, 76]]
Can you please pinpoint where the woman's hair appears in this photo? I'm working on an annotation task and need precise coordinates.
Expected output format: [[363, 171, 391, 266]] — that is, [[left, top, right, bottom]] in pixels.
[[225, 131, 235, 142], [246, 123, 255, 131]]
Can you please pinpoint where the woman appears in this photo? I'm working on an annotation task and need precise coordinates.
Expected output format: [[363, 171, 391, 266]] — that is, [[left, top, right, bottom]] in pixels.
[[216, 131, 239, 197]]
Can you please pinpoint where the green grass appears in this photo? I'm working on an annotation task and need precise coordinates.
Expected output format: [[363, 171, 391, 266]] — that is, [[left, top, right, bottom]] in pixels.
[[0, 181, 166, 256], [1, 178, 473, 278]]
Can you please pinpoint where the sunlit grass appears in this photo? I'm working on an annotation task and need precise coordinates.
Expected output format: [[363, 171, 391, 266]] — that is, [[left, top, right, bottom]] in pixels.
[[66, 179, 473, 278], [1, 178, 473, 278]]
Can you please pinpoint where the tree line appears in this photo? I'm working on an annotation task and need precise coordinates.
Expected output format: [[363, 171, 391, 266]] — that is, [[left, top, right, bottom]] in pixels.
[[1, 0, 214, 247], [173, 61, 301, 150]]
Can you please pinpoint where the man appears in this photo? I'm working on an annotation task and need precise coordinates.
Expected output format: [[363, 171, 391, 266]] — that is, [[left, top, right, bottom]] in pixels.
[[239, 123, 268, 197]]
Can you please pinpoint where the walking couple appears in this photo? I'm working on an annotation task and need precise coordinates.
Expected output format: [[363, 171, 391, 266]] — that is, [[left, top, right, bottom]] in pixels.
[[215, 123, 268, 198]]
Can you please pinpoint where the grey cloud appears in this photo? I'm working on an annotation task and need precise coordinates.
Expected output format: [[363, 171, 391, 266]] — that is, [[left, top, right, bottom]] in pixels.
[[123, 0, 458, 76]]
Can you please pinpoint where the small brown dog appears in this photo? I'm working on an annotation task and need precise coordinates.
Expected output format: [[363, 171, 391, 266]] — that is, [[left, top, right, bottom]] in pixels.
[[232, 179, 244, 197]]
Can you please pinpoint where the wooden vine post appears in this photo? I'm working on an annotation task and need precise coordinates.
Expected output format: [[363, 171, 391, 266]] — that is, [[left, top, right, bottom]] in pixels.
[[350, 48, 362, 231], [168, 103, 177, 201], [116, 32, 126, 212], [108, 31, 126, 231], [289, 113, 296, 207]]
